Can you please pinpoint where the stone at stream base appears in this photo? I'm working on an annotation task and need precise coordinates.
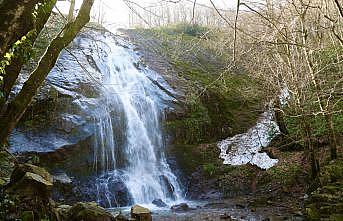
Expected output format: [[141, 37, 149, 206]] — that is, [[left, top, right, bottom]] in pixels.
[[152, 199, 167, 207], [131, 204, 152, 221], [3, 163, 55, 220], [53, 204, 72, 221], [1, 163, 117, 221], [113, 213, 129, 221], [7, 163, 53, 198], [171, 203, 194, 212], [67, 202, 115, 221], [219, 213, 232, 220]]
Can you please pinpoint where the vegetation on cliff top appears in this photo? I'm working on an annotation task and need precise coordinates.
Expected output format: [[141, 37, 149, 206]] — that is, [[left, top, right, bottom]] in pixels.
[[130, 24, 265, 144]]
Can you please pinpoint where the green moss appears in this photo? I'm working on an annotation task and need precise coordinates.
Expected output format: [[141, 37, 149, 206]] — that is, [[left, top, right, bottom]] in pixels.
[[263, 164, 303, 186], [306, 204, 320, 220], [133, 26, 265, 144], [319, 160, 343, 185], [329, 214, 343, 221], [218, 165, 257, 195], [155, 23, 212, 37], [203, 163, 217, 177], [306, 159, 343, 219], [0, 151, 14, 187]]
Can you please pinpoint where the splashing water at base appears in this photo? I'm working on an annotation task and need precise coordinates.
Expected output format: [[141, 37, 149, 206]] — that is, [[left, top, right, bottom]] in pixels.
[[88, 33, 183, 207]]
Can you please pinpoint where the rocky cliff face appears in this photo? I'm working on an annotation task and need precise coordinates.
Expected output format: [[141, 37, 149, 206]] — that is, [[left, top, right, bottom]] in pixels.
[[9, 28, 116, 204], [9, 27, 183, 207]]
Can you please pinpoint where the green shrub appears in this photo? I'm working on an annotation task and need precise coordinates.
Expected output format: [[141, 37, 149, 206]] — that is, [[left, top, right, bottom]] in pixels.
[[203, 163, 217, 176], [157, 23, 211, 37]]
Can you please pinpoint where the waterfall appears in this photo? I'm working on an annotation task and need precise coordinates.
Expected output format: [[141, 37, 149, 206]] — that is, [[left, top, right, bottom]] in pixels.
[[88, 33, 183, 207]]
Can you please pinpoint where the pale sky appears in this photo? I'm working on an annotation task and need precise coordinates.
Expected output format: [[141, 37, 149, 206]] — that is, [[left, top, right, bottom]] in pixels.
[[56, 0, 238, 30]]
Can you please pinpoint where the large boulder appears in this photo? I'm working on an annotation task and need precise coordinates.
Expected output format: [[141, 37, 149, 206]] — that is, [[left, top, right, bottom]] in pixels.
[[6, 163, 53, 198], [10, 163, 53, 184], [3, 164, 54, 220], [67, 202, 115, 221], [131, 204, 152, 221]]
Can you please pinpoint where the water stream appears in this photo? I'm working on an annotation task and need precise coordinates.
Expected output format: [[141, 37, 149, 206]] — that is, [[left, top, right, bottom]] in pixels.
[[89, 33, 183, 207]]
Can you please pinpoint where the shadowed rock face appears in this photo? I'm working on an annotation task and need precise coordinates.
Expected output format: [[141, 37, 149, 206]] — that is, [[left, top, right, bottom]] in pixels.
[[9, 30, 104, 155], [8, 29, 112, 204]]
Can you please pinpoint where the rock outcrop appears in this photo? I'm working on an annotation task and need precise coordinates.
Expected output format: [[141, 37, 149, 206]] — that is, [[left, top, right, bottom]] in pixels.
[[67, 202, 115, 221], [1, 163, 116, 221]]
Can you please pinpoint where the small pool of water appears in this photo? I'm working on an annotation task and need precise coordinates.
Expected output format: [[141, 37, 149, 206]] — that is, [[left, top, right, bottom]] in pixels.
[[108, 199, 304, 221]]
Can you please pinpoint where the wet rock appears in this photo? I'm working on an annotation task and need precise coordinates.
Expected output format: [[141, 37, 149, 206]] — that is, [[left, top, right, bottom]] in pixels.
[[203, 202, 229, 209], [113, 213, 128, 221], [152, 199, 167, 207], [186, 166, 222, 200], [108, 177, 133, 206], [96, 174, 133, 207], [68, 202, 115, 221], [219, 213, 232, 220], [171, 203, 193, 212], [53, 172, 72, 184], [52, 172, 75, 203], [131, 204, 152, 221], [235, 204, 246, 209], [264, 216, 287, 221], [159, 175, 175, 199]]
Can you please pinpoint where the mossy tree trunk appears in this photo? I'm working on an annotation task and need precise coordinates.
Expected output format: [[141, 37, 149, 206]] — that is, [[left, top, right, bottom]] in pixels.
[[2, 0, 57, 99], [0, 0, 42, 58], [0, 0, 94, 147], [274, 98, 288, 137], [68, 0, 76, 22]]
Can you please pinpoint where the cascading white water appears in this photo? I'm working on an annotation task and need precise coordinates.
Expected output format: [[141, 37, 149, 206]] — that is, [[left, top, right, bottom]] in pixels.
[[89, 33, 183, 207]]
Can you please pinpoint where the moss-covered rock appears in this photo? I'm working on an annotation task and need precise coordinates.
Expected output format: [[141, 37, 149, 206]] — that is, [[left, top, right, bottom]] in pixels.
[[67, 202, 115, 221], [6, 164, 53, 200], [305, 159, 343, 220], [20, 210, 35, 221], [10, 163, 53, 184], [53, 204, 72, 221], [0, 150, 14, 188], [1, 164, 55, 220]]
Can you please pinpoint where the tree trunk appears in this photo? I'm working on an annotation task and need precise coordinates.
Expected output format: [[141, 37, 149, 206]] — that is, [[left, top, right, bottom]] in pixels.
[[334, 0, 343, 18], [0, 0, 41, 58], [68, 0, 76, 22], [274, 98, 288, 136], [0, 0, 94, 147], [326, 113, 337, 160], [2, 0, 57, 99]]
